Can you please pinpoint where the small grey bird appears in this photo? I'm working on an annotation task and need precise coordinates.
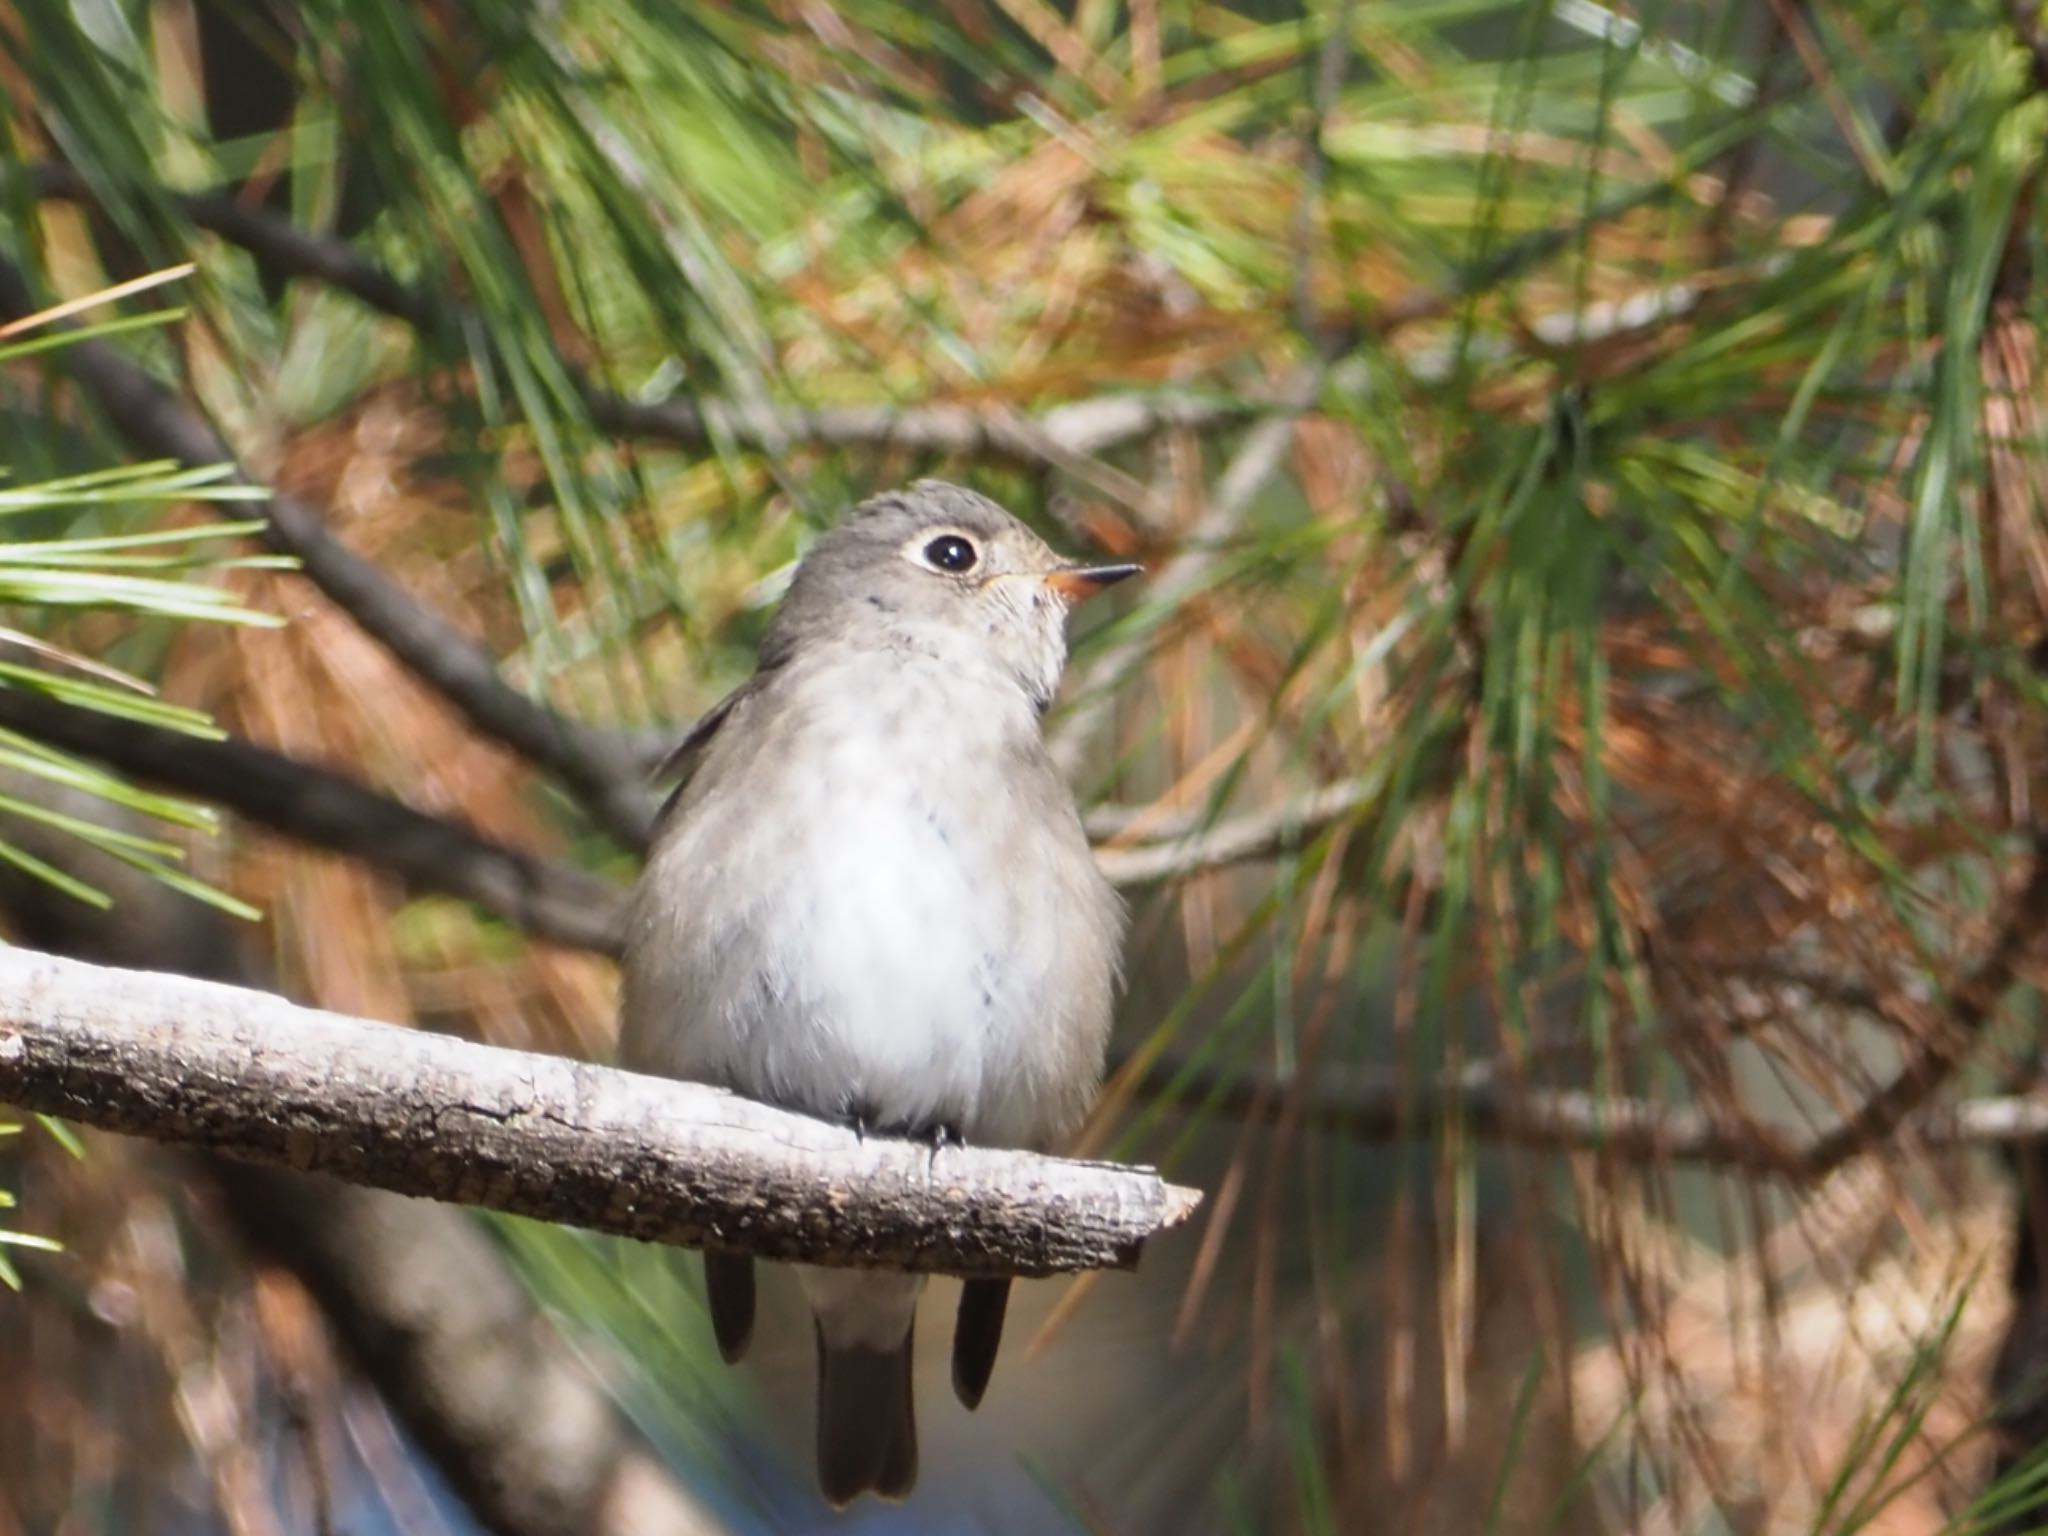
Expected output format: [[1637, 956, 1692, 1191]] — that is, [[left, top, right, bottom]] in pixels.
[[618, 480, 1134, 1507]]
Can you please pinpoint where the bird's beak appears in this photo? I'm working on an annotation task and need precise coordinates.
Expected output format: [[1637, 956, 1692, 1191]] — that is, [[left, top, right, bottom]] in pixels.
[[1041, 562, 1141, 602]]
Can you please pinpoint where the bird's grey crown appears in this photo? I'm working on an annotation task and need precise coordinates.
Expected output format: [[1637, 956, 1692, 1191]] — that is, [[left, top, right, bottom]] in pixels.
[[780, 481, 1043, 598], [845, 479, 1023, 541]]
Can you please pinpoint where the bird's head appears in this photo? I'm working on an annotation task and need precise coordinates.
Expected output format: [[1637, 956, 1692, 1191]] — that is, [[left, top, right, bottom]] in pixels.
[[777, 480, 1139, 710]]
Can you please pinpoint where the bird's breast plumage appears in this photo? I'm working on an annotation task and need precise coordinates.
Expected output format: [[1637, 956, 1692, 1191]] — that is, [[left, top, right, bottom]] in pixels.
[[620, 643, 1120, 1151]]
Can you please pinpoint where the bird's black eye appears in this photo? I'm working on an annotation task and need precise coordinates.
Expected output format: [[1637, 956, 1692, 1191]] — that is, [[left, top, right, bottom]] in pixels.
[[923, 534, 979, 573]]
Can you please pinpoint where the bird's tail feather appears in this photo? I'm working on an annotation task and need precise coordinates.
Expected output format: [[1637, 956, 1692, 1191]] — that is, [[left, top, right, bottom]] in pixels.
[[703, 1250, 755, 1363], [814, 1319, 918, 1507], [952, 1276, 1011, 1409]]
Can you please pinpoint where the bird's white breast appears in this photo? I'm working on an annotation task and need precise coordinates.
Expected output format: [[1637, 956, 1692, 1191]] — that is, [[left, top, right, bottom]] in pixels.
[[620, 646, 1117, 1150]]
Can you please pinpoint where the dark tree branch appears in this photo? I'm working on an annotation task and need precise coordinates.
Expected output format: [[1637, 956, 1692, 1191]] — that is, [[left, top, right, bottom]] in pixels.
[[0, 255, 657, 850], [0, 948, 1200, 1276], [0, 679, 1387, 955], [0, 689, 625, 954], [0, 686, 1376, 960]]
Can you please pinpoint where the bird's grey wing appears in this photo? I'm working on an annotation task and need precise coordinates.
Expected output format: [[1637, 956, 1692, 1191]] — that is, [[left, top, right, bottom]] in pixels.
[[648, 627, 796, 824], [644, 642, 797, 1348], [650, 683, 749, 815], [648, 694, 766, 1356]]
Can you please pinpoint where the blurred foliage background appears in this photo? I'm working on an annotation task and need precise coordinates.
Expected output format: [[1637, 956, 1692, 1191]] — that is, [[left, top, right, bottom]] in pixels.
[[5, 0, 2048, 1532]]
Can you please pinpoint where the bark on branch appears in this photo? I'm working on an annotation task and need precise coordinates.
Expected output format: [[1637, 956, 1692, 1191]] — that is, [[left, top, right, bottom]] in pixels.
[[0, 948, 1200, 1277]]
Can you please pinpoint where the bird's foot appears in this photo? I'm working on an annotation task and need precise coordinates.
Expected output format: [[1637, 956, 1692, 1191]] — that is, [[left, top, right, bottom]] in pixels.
[[924, 1122, 964, 1178], [829, 1100, 879, 1142]]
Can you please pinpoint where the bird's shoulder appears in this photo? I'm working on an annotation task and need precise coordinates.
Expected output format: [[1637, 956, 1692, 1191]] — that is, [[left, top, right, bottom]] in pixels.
[[647, 623, 801, 822]]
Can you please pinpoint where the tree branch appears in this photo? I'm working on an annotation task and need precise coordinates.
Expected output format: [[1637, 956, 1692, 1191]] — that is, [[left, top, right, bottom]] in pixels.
[[593, 392, 1228, 515], [20, 163, 1260, 472], [0, 948, 1199, 1276], [0, 256, 658, 850], [0, 676, 1388, 954], [1090, 777, 1377, 885], [0, 689, 625, 955], [1129, 1056, 2048, 1169], [0, 687, 1374, 958]]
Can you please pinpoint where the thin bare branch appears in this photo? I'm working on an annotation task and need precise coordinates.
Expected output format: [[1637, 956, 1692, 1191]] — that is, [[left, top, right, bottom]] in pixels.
[[0, 948, 1200, 1277], [597, 391, 1237, 502], [1091, 777, 1377, 885], [19, 164, 1263, 474]]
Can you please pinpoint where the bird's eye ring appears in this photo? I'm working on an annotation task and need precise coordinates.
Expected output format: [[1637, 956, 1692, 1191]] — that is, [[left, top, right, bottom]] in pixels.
[[922, 533, 979, 574]]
